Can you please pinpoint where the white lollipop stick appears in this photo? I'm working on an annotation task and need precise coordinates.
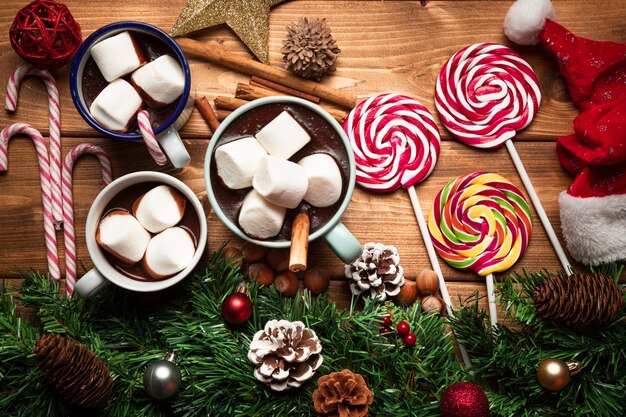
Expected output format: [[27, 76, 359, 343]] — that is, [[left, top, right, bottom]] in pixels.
[[486, 273, 498, 328], [505, 140, 571, 273]]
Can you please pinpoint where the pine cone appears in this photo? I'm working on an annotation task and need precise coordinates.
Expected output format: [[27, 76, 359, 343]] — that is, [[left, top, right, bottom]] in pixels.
[[33, 333, 114, 408], [248, 319, 323, 391], [281, 17, 341, 81], [533, 272, 624, 329], [345, 242, 405, 302], [313, 369, 374, 417]]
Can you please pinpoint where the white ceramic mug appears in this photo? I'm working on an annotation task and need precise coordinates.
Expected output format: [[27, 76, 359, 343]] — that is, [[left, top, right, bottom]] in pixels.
[[75, 172, 207, 298]]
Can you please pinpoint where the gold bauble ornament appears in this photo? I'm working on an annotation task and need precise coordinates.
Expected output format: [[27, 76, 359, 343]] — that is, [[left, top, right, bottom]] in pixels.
[[536, 358, 582, 391]]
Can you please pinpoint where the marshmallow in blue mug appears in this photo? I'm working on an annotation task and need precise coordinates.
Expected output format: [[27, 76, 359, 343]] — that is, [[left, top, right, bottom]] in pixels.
[[70, 22, 193, 168]]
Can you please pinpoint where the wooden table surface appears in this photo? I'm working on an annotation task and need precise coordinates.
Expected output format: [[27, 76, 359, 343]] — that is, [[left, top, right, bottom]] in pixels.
[[1, 0, 623, 310]]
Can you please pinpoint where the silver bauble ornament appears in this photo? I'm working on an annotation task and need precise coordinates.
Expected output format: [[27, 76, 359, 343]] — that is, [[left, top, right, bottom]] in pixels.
[[143, 353, 182, 399]]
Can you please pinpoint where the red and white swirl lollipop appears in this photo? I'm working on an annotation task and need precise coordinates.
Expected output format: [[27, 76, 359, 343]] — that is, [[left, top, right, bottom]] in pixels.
[[436, 44, 570, 273]]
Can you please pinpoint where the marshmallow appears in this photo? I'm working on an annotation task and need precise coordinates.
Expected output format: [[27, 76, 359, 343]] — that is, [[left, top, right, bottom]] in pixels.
[[143, 227, 196, 279], [255, 111, 311, 159], [252, 155, 308, 209], [298, 153, 343, 207], [90, 31, 146, 82], [132, 185, 186, 233], [215, 137, 268, 189], [131, 55, 185, 108], [96, 210, 151, 265], [90, 79, 142, 132], [238, 189, 287, 239]]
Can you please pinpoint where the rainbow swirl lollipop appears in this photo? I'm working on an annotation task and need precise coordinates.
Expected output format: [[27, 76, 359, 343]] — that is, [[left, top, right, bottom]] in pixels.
[[428, 172, 532, 276]]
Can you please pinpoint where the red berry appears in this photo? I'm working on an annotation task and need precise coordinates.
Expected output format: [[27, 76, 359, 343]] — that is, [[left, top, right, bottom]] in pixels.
[[382, 315, 392, 327], [379, 327, 393, 335], [404, 332, 416, 347], [396, 321, 410, 336]]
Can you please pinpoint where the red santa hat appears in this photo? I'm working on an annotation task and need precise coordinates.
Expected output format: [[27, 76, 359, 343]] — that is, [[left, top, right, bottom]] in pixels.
[[505, 0, 626, 266]]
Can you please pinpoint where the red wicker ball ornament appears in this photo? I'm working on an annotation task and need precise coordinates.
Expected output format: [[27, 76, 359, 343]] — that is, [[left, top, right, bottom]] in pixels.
[[10, 0, 82, 70]]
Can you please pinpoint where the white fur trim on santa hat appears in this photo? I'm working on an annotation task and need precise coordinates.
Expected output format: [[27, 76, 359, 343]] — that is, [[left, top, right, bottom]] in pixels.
[[559, 191, 626, 265], [504, 0, 556, 45]]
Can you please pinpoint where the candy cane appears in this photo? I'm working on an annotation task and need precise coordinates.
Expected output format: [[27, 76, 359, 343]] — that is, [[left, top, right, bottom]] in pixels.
[[62, 143, 113, 296], [137, 110, 168, 166], [5, 64, 63, 229], [0, 123, 60, 280]]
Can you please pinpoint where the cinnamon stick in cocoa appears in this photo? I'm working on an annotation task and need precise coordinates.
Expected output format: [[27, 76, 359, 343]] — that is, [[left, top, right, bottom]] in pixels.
[[250, 76, 321, 103], [176, 37, 356, 109], [289, 211, 310, 272], [194, 96, 220, 132]]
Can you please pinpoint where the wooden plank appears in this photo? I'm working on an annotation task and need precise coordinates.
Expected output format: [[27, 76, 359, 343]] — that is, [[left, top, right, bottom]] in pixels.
[[1, 1, 624, 140]]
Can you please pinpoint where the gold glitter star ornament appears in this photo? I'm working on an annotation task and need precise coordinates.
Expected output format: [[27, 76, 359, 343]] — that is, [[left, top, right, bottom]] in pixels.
[[171, 0, 287, 63]]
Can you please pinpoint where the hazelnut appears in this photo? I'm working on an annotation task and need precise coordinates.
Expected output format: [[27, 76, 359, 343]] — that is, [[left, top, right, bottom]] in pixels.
[[416, 269, 439, 295], [248, 263, 274, 286], [266, 248, 290, 271], [304, 268, 330, 294], [274, 271, 299, 296], [242, 242, 267, 262], [421, 295, 445, 315], [221, 245, 243, 270], [395, 280, 418, 306]]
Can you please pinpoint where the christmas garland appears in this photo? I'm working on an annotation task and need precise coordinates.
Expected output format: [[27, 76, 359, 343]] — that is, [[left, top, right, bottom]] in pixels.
[[1, 255, 624, 417]]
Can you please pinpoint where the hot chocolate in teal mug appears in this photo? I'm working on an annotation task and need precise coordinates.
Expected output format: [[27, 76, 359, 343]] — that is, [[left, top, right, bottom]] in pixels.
[[204, 96, 362, 263]]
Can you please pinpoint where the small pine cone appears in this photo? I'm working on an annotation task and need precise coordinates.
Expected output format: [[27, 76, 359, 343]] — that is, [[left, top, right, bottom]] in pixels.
[[533, 272, 624, 329], [313, 369, 374, 417], [345, 242, 405, 302], [248, 320, 323, 391], [281, 17, 341, 81], [33, 333, 114, 408]]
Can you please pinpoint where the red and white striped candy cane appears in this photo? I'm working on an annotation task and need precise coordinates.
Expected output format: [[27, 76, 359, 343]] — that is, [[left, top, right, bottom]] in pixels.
[[0, 123, 60, 280], [137, 110, 167, 166], [62, 143, 113, 296], [5, 64, 63, 228]]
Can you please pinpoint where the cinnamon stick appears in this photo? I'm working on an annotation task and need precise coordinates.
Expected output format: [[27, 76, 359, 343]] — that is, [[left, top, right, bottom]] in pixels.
[[216, 109, 232, 121], [194, 96, 220, 132], [176, 37, 356, 109], [289, 211, 310, 272], [251, 76, 321, 103], [214, 96, 249, 111]]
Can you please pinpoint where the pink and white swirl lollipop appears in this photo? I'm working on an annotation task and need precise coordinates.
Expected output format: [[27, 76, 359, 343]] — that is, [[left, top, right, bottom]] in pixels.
[[435, 43, 570, 273]]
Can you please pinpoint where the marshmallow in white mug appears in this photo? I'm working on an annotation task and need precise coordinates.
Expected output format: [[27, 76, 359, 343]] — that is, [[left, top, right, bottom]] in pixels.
[[252, 155, 308, 209], [90, 31, 146, 82], [255, 111, 311, 159], [131, 55, 185, 108], [298, 153, 343, 207], [215, 136, 267, 189], [90, 79, 142, 132], [238, 189, 287, 239], [143, 227, 196, 279], [132, 185, 186, 233], [96, 210, 151, 264]]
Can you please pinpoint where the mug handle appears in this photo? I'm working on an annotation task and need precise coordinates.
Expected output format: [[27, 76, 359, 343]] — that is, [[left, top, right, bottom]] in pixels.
[[323, 222, 362, 264], [157, 127, 191, 168], [74, 268, 110, 299]]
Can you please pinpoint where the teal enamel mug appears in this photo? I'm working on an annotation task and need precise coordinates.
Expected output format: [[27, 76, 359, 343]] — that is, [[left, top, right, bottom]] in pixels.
[[204, 96, 361, 263]]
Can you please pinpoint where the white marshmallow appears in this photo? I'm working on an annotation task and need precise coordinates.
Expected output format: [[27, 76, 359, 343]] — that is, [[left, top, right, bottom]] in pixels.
[[97, 210, 151, 264], [298, 153, 343, 207], [143, 227, 196, 279], [238, 189, 287, 239], [131, 55, 185, 108], [132, 185, 186, 233], [215, 137, 268, 189], [90, 79, 142, 132], [91, 31, 146, 82], [252, 155, 308, 209], [255, 111, 311, 159]]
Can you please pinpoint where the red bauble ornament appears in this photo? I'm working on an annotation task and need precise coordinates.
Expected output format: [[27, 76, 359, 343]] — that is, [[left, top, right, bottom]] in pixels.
[[10, 0, 82, 70], [396, 321, 410, 337], [440, 382, 489, 417], [403, 333, 416, 347], [382, 315, 392, 327], [221, 292, 252, 324]]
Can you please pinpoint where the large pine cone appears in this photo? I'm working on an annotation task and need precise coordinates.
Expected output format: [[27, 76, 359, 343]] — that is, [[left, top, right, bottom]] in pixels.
[[313, 369, 374, 417], [345, 242, 405, 302], [248, 319, 323, 391], [533, 273, 624, 329], [281, 17, 341, 81], [33, 333, 114, 408]]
